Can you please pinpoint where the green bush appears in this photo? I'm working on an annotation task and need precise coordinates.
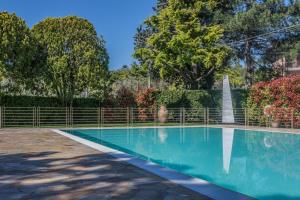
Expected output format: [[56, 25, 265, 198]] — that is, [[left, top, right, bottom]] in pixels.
[[0, 95, 100, 107], [0, 89, 248, 108], [157, 89, 210, 108], [184, 90, 210, 108], [157, 89, 185, 108], [231, 89, 248, 108], [206, 90, 222, 108], [207, 89, 248, 108], [157, 89, 248, 109]]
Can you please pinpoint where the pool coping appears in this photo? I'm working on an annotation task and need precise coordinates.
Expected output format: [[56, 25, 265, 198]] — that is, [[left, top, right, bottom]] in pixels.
[[53, 127, 254, 200], [57, 124, 300, 135]]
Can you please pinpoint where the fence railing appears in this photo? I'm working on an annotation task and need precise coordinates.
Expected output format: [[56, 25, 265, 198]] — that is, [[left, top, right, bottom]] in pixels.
[[0, 107, 299, 129]]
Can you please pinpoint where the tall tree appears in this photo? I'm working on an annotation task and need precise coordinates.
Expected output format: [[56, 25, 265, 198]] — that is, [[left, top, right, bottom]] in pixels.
[[154, 0, 168, 13], [221, 0, 300, 86], [0, 12, 41, 94], [133, 0, 168, 84], [134, 0, 229, 89], [32, 16, 109, 105]]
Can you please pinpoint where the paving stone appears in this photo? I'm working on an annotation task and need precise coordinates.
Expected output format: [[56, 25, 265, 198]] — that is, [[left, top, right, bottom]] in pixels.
[[0, 128, 210, 200]]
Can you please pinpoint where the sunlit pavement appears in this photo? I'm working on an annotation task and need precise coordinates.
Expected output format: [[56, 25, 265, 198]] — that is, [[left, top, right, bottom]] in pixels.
[[0, 129, 210, 200]]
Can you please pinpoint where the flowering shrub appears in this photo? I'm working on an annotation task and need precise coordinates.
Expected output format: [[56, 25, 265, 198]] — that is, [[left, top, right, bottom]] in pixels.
[[264, 106, 293, 125], [135, 88, 158, 121], [247, 75, 300, 126], [135, 87, 157, 108]]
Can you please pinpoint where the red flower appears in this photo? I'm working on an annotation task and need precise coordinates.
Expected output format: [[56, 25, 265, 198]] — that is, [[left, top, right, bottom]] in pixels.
[[249, 75, 300, 126]]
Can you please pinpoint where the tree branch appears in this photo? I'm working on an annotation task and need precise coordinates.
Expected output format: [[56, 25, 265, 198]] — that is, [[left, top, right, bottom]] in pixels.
[[196, 66, 215, 82]]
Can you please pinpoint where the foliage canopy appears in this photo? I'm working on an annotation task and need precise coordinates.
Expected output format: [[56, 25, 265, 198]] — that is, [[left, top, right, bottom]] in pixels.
[[134, 0, 230, 89], [32, 16, 109, 104], [0, 12, 42, 94]]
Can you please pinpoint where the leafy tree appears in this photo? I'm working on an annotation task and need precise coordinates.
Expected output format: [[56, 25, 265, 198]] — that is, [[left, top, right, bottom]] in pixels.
[[133, 0, 169, 85], [215, 64, 245, 88], [32, 16, 109, 105], [153, 0, 168, 13], [110, 63, 149, 94], [111, 67, 132, 82], [0, 12, 42, 94], [261, 0, 300, 79], [134, 0, 168, 50], [221, 0, 300, 86], [134, 0, 229, 89]]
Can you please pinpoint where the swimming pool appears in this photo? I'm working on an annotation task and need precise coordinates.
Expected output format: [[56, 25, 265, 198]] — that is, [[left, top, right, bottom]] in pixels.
[[61, 127, 300, 199]]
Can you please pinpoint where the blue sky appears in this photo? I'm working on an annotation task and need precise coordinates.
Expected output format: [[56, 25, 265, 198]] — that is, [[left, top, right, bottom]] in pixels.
[[0, 0, 156, 70]]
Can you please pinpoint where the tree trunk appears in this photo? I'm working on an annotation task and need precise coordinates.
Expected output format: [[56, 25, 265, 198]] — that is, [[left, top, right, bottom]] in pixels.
[[190, 81, 199, 90], [244, 40, 253, 88], [190, 63, 199, 89], [68, 57, 75, 107], [147, 60, 153, 88], [69, 69, 74, 107]]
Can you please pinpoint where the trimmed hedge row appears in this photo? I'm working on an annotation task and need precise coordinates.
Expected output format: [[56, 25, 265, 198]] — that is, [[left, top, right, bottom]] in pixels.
[[0, 95, 101, 107], [157, 90, 210, 108], [157, 89, 248, 108], [0, 89, 248, 108]]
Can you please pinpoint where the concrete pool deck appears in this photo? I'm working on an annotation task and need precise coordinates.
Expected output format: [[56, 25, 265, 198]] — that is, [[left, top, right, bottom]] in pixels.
[[0, 128, 210, 200]]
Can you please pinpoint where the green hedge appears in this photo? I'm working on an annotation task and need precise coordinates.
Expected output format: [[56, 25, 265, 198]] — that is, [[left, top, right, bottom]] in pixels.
[[0, 95, 101, 107], [157, 89, 248, 108], [0, 89, 248, 108], [157, 90, 211, 108], [231, 89, 248, 108], [207, 89, 248, 108]]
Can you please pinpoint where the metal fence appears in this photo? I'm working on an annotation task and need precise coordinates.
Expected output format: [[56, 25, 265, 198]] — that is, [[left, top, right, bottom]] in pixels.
[[0, 107, 299, 129]]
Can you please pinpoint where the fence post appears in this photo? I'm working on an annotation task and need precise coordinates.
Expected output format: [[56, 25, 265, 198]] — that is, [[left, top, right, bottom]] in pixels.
[[291, 109, 294, 129], [70, 106, 73, 127], [204, 108, 207, 125], [101, 107, 104, 127], [179, 107, 182, 125], [131, 107, 134, 127], [206, 108, 209, 125], [33, 107, 35, 128], [34, 107, 38, 127], [127, 107, 130, 127], [65, 107, 68, 127], [38, 107, 41, 127], [244, 108, 247, 126], [182, 107, 185, 126], [97, 107, 100, 128], [1, 106, 5, 128], [203, 108, 206, 125], [154, 106, 158, 126]]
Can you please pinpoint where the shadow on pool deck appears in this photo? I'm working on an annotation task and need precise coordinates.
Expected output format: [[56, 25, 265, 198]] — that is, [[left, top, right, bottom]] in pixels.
[[0, 129, 298, 200], [0, 129, 210, 200]]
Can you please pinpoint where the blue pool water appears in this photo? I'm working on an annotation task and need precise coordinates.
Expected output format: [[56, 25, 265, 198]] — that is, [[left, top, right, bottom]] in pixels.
[[63, 127, 300, 199]]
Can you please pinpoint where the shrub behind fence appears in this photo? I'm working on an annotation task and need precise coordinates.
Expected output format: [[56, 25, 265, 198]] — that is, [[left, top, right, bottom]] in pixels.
[[0, 107, 298, 129]]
